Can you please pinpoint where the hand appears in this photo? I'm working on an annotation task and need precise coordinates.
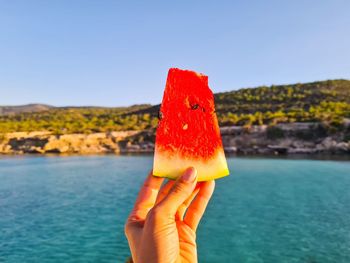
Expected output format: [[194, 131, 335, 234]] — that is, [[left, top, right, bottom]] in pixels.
[[125, 167, 215, 263]]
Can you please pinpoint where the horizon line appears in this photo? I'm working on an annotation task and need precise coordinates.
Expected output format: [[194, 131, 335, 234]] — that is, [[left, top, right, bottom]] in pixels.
[[1, 77, 349, 108]]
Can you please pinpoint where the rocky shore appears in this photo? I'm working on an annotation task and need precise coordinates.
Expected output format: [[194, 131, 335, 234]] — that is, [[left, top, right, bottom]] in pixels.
[[220, 122, 350, 155], [0, 122, 349, 155], [0, 131, 151, 154]]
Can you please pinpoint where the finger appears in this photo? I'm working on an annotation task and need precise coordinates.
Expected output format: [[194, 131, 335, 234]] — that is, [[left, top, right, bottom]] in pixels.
[[155, 180, 175, 205], [156, 180, 200, 221], [176, 185, 200, 221], [128, 171, 164, 221], [184, 180, 215, 231], [157, 167, 197, 215]]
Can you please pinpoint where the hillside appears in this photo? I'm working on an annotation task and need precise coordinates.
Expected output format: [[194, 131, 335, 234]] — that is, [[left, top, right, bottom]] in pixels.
[[0, 79, 349, 134], [0, 104, 53, 116], [215, 79, 350, 126]]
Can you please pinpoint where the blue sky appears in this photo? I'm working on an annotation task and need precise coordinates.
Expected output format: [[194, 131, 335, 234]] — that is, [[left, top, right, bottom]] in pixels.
[[1, 0, 349, 106]]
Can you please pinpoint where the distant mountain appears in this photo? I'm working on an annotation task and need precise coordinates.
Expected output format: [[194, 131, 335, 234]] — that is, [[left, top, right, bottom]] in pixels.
[[0, 103, 153, 116], [0, 104, 53, 115]]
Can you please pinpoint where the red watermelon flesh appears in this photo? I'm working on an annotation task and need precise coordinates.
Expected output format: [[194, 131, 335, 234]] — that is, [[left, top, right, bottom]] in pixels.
[[153, 68, 229, 181]]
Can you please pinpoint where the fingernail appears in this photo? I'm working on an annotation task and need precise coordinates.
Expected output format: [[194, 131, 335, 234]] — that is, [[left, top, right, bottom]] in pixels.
[[182, 167, 197, 182]]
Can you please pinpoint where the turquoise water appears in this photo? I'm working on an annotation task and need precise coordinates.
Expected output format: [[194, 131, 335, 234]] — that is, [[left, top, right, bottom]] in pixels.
[[0, 156, 350, 263]]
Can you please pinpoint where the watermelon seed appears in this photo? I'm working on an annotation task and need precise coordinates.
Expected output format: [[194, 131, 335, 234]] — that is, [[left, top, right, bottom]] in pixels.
[[183, 123, 188, 130], [191, 104, 199, 110]]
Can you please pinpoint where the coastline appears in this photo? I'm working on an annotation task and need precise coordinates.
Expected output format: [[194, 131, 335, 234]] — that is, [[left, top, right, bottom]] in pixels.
[[1, 122, 349, 156], [1, 152, 350, 160]]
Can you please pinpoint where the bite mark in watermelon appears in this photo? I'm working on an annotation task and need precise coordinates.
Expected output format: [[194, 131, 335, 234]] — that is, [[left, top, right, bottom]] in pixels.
[[153, 68, 229, 181]]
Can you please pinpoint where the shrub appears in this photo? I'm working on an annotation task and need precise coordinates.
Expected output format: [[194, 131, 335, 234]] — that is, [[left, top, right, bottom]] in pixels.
[[266, 126, 285, 139], [295, 130, 315, 140]]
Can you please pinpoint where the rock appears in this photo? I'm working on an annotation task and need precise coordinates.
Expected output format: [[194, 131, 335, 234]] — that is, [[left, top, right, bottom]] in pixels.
[[343, 118, 350, 127], [276, 122, 317, 131], [140, 142, 155, 152], [7, 136, 48, 154], [292, 141, 305, 148], [44, 137, 70, 153], [288, 148, 316, 154], [256, 148, 275, 154], [321, 137, 337, 149], [277, 138, 294, 147], [267, 145, 288, 154], [335, 142, 349, 152], [224, 146, 237, 153], [125, 144, 141, 152], [220, 126, 244, 136], [315, 143, 325, 152], [0, 144, 12, 154]]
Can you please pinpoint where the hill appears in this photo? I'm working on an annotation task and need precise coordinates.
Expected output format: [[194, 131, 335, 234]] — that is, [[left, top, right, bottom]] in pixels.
[[214, 79, 350, 126], [0, 104, 53, 115], [0, 79, 349, 134]]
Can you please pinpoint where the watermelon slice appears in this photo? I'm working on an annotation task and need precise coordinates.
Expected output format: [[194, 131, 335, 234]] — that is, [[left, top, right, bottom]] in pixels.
[[153, 68, 229, 181]]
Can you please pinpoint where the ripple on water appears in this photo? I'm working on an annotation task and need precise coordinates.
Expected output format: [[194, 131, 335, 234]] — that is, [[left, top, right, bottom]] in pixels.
[[0, 156, 350, 262]]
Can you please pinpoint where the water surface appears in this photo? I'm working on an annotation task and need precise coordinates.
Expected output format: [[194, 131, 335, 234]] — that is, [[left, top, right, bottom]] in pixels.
[[0, 155, 349, 262]]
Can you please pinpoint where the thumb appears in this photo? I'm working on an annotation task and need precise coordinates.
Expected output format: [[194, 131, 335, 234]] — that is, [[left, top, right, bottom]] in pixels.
[[157, 167, 197, 215]]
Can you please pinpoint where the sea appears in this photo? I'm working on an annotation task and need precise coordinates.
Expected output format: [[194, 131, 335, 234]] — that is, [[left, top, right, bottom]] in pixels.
[[0, 155, 350, 263]]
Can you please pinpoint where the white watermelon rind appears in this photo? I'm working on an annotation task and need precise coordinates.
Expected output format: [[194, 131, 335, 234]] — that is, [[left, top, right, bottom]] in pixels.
[[153, 148, 230, 182]]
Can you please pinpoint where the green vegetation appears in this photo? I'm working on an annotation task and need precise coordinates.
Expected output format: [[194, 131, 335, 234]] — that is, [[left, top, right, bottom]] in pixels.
[[0, 79, 349, 134], [266, 127, 285, 140], [215, 79, 350, 126], [0, 105, 157, 134]]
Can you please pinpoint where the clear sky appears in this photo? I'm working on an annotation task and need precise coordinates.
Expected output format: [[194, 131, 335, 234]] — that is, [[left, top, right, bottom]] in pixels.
[[1, 0, 349, 107]]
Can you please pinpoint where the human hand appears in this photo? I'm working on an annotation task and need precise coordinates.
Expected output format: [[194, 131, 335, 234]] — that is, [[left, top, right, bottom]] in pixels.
[[125, 167, 215, 263]]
